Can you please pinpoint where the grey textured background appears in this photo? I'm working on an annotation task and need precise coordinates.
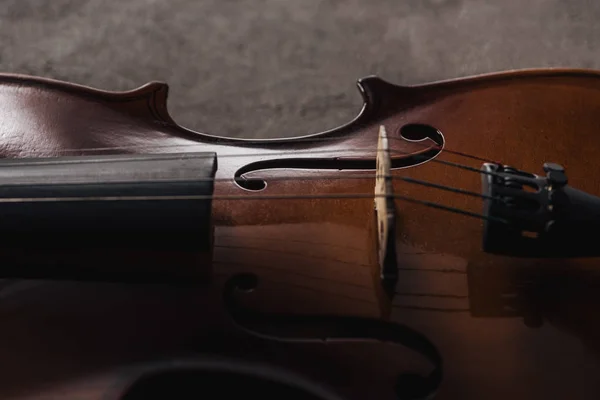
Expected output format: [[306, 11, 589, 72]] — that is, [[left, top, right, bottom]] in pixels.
[[1, 0, 598, 138]]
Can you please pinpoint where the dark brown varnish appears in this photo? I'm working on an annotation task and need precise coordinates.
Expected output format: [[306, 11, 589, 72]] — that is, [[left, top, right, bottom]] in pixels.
[[1, 70, 600, 400]]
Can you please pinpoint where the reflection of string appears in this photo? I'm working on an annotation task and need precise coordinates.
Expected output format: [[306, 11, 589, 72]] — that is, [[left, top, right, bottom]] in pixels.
[[215, 241, 467, 279], [214, 239, 469, 309], [224, 273, 444, 400], [215, 243, 468, 275], [217, 234, 367, 252], [392, 305, 470, 313], [214, 269, 470, 313], [217, 235, 459, 260], [215, 269, 373, 303], [394, 292, 468, 299], [217, 261, 469, 298], [397, 267, 466, 274], [214, 244, 372, 269], [0, 266, 469, 314]]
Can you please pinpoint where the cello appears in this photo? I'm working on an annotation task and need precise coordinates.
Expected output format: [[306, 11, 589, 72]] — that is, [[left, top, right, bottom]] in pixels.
[[0, 69, 599, 399]]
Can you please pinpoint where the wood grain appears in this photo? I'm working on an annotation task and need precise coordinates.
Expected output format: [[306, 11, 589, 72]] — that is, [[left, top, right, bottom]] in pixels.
[[0, 70, 599, 399]]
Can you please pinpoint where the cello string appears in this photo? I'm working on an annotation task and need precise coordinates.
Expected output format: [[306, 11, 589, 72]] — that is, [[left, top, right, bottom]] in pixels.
[[0, 168, 499, 198], [0, 134, 441, 153], [0, 137, 510, 187], [1, 143, 493, 172], [13, 138, 499, 166], [0, 147, 417, 162], [42, 128, 494, 159], [1, 143, 508, 185], [0, 192, 506, 223], [0, 137, 511, 223], [0, 132, 493, 315], [0, 148, 503, 188], [0, 147, 504, 205]]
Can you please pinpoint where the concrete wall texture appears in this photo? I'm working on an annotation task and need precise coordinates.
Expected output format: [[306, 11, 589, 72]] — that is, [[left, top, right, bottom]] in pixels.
[[1, 0, 598, 138]]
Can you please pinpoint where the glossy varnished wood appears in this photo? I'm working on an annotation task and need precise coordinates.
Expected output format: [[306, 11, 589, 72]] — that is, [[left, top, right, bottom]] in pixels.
[[1, 70, 600, 399]]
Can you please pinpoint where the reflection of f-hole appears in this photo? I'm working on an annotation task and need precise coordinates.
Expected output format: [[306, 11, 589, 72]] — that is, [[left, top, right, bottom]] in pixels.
[[235, 124, 444, 192]]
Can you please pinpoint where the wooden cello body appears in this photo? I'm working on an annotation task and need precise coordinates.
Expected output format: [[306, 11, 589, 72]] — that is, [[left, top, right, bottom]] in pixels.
[[0, 69, 599, 399]]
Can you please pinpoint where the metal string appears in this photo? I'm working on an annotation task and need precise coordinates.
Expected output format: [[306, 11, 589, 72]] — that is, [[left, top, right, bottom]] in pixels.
[[0, 144, 507, 223], [1, 134, 460, 153], [0, 131, 508, 307], [0, 143, 499, 177], [0, 192, 505, 223], [0, 133, 498, 319], [8, 137, 498, 166]]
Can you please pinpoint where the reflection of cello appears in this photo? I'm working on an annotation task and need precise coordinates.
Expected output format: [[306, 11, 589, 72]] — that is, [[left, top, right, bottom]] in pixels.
[[1, 70, 600, 399]]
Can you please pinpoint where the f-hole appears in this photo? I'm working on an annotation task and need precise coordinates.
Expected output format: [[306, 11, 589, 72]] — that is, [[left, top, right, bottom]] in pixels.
[[399, 124, 444, 147], [236, 177, 267, 191], [235, 124, 445, 192]]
